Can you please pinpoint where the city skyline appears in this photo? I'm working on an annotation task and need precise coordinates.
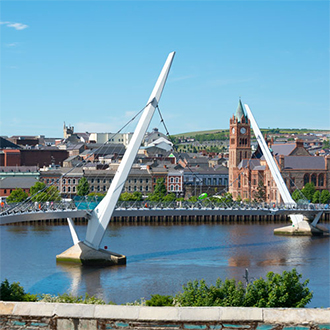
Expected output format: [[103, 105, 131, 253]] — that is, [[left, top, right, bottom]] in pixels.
[[1, 1, 329, 138]]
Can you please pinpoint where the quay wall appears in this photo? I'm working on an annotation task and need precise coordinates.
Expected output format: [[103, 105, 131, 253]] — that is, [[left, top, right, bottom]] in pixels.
[[3, 212, 330, 226], [1, 302, 330, 330]]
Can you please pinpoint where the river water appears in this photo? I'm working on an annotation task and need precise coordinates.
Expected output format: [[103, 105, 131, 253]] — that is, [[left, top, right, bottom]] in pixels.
[[0, 222, 329, 307]]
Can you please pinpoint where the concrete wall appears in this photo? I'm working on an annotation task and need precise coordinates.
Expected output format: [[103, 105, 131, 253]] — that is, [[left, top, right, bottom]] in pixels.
[[1, 301, 330, 330]]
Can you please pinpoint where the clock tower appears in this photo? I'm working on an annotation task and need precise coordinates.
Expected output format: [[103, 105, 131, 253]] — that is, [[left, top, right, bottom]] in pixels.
[[229, 100, 251, 194]]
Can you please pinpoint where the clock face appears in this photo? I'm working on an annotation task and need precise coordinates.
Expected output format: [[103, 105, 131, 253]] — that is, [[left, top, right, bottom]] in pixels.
[[232, 128, 235, 134], [240, 127, 246, 134]]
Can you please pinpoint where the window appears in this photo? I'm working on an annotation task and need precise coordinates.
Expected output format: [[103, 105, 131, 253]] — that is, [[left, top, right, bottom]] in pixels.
[[68, 179, 71, 184], [128, 186, 131, 191], [97, 186, 100, 192], [103, 179, 106, 183], [175, 185, 179, 191], [63, 187, 66, 192], [91, 186, 94, 192], [134, 186, 137, 191], [290, 178, 295, 187], [140, 179, 143, 183], [140, 186, 143, 191], [97, 179, 100, 183], [103, 186, 106, 191], [91, 179, 94, 183], [170, 185, 174, 191], [170, 178, 174, 183], [175, 177, 179, 183], [318, 174, 324, 187], [73, 187, 75, 192], [146, 179, 149, 183], [73, 179, 76, 184], [146, 186, 149, 191], [303, 174, 309, 186], [68, 187, 71, 192], [311, 174, 317, 186], [62, 179, 66, 184]]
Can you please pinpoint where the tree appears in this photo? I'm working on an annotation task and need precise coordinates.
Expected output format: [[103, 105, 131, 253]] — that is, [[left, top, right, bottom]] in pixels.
[[301, 183, 316, 202], [147, 178, 167, 201], [312, 190, 321, 204], [30, 182, 61, 202], [163, 193, 176, 202], [6, 188, 29, 203], [321, 190, 330, 204], [254, 181, 266, 203], [77, 177, 90, 196]]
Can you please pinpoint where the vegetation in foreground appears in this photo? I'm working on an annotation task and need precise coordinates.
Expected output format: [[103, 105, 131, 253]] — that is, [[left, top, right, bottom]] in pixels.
[[0, 269, 313, 308]]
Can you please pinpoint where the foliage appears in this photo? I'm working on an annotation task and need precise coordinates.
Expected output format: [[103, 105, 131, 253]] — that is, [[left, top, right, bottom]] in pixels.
[[301, 183, 316, 202], [188, 195, 198, 202], [30, 182, 61, 202], [77, 177, 90, 196], [254, 181, 266, 203], [119, 191, 143, 201], [321, 190, 330, 204], [174, 269, 312, 308], [323, 139, 330, 149], [292, 189, 305, 202], [162, 193, 176, 202], [0, 279, 38, 302], [244, 269, 312, 308], [6, 188, 29, 204], [145, 294, 173, 306], [40, 293, 112, 304], [147, 178, 167, 201], [312, 190, 321, 203]]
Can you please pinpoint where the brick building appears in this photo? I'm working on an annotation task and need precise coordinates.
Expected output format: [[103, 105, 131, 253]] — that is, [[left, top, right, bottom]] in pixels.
[[229, 100, 330, 203]]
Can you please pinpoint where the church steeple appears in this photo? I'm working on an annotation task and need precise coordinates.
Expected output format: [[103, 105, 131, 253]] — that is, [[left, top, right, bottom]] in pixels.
[[235, 99, 247, 123]]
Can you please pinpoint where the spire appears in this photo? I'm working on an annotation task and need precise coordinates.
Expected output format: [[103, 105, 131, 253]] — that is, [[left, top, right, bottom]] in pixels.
[[235, 98, 246, 123]]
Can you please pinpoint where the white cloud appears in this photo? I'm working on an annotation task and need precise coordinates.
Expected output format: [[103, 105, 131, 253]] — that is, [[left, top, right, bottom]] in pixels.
[[5, 42, 18, 47], [1, 21, 28, 30]]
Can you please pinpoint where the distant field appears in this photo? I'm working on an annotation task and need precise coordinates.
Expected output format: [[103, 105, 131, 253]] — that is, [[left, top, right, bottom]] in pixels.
[[174, 128, 330, 138]]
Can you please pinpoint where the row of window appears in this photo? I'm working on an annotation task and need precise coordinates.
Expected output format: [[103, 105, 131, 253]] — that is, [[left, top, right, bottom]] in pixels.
[[304, 173, 324, 187]]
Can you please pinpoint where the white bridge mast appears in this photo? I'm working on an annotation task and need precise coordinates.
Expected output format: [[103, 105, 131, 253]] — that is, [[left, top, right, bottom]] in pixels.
[[244, 104, 303, 226], [85, 52, 175, 249]]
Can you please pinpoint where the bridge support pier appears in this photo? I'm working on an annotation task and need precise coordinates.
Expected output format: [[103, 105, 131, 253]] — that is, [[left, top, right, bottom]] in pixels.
[[274, 219, 329, 236], [56, 242, 126, 266]]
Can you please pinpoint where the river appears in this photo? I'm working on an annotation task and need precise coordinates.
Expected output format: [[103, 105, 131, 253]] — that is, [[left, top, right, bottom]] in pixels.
[[0, 222, 329, 307]]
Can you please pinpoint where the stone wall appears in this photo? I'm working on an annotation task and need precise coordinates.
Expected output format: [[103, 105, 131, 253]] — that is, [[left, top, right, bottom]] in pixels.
[[0, 302, 329, 330]]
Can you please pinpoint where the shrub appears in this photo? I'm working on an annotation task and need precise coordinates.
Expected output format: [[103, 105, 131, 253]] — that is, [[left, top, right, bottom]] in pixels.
[[0, 279, 38, 302], [146, 294, 173, 306], [175, 269, 312, 308]]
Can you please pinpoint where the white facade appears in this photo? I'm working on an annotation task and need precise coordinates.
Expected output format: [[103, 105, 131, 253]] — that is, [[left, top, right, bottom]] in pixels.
[[89, 132, 134, 146]]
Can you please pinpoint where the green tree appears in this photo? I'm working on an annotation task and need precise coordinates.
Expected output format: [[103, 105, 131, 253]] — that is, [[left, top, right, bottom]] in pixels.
[[301, 183, 316, 202], [163, 193, 176, 202], [77, 177, 90, 196], [146, 294, 173, 306], [312, 190, 321, 204], [254, 181, 266, 203], [30, 182, 61, 202], [6, 188, 29, 203], [320, 190, 330, 204], [147, 178, 167, 201], [292, 189, 304, 202]]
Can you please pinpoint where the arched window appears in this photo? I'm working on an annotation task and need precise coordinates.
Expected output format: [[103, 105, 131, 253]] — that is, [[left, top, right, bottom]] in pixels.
[[63, 187, 66, 192], [311, 174, 317, 186], [303, 174, 309, 186], [175, 185, 179, 191], [318, 174, 324, 187], [170, 185, 174, 191], [175, 177, 179, 183], [170, 178, 174, 183]]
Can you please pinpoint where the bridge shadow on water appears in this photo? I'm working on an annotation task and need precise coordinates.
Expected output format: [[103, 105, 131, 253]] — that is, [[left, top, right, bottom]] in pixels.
[[127, 240, 285, 263]]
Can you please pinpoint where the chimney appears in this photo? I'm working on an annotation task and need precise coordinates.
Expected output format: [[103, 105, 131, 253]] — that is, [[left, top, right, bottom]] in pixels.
[[279, 155, 285, 170], [295, 139, 304, 149]]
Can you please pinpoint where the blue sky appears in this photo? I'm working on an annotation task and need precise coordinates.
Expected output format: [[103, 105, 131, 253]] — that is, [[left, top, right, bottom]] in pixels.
[[1, 1, 329, 138]]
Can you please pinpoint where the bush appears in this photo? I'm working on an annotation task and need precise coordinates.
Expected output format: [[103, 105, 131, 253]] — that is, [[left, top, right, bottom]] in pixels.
[[0, 279, 38, 302], [146, 294, 173, 306], [175, 269, 312, 308], [40, 293, 110, 304]]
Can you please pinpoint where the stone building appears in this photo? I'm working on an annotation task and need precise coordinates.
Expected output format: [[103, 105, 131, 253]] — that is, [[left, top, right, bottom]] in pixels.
[[228, 100, 330, 203]]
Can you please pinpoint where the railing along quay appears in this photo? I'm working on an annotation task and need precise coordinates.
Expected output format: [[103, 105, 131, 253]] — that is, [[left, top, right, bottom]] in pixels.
[[1, 200, 329, 225]]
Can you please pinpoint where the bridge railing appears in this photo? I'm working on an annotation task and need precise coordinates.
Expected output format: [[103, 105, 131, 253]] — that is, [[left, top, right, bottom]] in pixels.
[[1, 199, 329, 218]]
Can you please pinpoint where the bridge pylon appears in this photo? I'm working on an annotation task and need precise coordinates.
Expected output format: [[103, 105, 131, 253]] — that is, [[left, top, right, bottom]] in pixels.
[[56, 52, 175, 265], [244, 104, 328, 236]]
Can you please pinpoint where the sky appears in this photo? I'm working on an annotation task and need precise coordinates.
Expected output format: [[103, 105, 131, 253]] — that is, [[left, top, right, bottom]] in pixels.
[[0, 1, 329, 138]]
